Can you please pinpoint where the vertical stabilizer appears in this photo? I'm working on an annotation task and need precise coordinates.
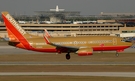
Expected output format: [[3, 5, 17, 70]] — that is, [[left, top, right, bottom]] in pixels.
[[2, 11, 31, 49], [2, 11, 28, 42]]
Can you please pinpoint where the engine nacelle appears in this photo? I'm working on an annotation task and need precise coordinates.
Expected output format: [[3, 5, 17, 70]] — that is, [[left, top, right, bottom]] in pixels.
[[76, 48, 93, 56]]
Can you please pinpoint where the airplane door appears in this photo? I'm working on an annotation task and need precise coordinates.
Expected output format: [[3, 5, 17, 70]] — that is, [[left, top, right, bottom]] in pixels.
[[113, 38, 117, 45]]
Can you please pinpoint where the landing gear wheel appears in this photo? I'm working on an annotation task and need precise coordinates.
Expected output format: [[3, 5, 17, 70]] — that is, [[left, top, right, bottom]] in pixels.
[[66, 54, 70, 60], [115, 52, 119, 57]]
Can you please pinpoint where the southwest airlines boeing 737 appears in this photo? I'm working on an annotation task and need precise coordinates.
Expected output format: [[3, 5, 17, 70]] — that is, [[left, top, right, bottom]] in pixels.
[[1, 11, 132, 60]]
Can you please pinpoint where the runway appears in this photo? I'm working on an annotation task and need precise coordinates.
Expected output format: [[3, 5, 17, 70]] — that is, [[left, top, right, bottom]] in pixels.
[[0, 72, 135, 77], [0, 46, 135, 78], [0, 46, 135, 65]]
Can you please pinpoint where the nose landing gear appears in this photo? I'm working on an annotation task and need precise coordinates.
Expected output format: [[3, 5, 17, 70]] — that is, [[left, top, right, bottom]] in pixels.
[[115, 52, 119, 57]]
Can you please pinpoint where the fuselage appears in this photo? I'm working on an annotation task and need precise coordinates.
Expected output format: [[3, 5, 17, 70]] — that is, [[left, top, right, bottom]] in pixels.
[[10, 36, 132, 53]]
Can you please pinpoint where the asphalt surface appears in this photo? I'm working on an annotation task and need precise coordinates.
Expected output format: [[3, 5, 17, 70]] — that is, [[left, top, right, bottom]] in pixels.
[[0, 45, 135, 77], [0, 72, 135, 77], [0, 62, 135, 65], [0, 46, 135, 65]]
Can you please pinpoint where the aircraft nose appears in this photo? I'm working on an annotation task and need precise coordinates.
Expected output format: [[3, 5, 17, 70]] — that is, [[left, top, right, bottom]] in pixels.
[[128, 42, 133, 46]]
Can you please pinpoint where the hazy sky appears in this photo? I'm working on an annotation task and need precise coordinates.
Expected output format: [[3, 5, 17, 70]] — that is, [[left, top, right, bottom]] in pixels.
[[0, 0, 135, 15]]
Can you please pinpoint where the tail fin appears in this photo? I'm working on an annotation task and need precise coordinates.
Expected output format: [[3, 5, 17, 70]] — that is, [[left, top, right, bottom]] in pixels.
[[2, 11, 29, 42], [44, 29, 51, 38], [2, 11, 32, 49]]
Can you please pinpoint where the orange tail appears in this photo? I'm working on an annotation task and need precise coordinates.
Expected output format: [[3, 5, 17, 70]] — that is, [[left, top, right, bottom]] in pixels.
[[2, 12, 29, 41], [2, 11, 31, 49]]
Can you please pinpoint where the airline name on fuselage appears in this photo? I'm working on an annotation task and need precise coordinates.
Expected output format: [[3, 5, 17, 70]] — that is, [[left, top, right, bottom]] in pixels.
[[6, 14, 26, 35]]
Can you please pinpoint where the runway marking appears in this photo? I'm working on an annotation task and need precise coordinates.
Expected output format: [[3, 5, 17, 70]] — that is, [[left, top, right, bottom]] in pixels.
[[0, 72, 135, 77]]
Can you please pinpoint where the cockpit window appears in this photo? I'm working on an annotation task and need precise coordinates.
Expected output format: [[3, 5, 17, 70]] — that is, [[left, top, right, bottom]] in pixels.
[[121, 39, 131, 42]]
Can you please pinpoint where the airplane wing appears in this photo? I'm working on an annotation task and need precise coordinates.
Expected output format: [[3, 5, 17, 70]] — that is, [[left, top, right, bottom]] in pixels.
[[50, 42, 93, 56], [44, 35, 93, 56], [51, 43, 79, 53], [43, 35, 79, 53], [44, 34, 93, 56]]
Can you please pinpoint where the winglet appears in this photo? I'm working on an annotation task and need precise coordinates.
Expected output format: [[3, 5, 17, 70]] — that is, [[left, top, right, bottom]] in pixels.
[[44, 29, 51, 38], [43, 35, 50, 44]]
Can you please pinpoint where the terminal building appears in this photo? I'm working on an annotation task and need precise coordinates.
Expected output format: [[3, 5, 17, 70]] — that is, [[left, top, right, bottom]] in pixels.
[[0, 22, 128, 38], [0, 6, 135, 38]]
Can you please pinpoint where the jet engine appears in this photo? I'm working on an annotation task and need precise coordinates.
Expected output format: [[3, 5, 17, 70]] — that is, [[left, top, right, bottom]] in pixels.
[[76, 48, 93, 56]]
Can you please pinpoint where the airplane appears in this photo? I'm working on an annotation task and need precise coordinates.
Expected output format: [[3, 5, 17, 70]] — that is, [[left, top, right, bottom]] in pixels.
[[1, 11, 133, 60]]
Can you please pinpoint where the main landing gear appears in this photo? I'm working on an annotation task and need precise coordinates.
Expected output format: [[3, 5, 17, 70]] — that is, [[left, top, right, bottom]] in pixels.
[[66, 52, 70, 60]]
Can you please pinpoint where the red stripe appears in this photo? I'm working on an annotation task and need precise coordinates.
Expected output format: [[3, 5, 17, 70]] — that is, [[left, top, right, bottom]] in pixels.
[[93, 46, 130, 51]]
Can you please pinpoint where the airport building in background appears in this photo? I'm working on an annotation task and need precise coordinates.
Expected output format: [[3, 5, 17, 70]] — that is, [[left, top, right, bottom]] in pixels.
[[34, 5, 80, 23], [0, 6, 135, 38]]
